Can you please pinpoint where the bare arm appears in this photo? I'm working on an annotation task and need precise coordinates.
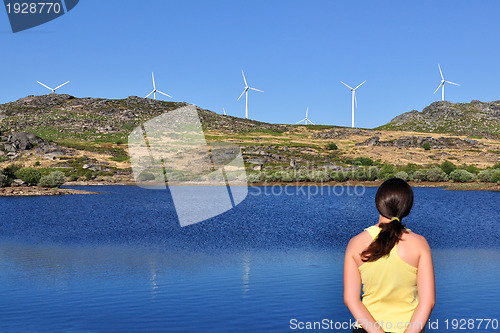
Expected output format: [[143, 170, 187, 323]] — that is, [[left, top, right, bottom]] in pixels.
[[404, 237, 435, 333], [344, 238, 385, 333]]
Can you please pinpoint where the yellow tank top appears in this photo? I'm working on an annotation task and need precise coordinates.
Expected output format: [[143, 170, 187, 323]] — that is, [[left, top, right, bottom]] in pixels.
[[358, 225, 419, 333]]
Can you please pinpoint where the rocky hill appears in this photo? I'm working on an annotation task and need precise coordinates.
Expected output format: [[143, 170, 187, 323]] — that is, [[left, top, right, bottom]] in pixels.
[[0, 95, 498, 184], [377, 100, 500, 139]]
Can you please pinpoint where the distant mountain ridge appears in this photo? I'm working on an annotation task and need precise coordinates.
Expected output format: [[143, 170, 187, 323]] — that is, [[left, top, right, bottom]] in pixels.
[[377, 100, 500, 138]]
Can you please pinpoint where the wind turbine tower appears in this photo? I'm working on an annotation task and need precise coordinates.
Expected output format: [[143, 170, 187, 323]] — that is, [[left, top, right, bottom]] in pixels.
[[296, 107, 314, 125], [237, 70, 263, 119], [434, 64, 460, 101], [145, 72, 172, 100], [341, 80, 366, 128], [36, 80, 70, 93]]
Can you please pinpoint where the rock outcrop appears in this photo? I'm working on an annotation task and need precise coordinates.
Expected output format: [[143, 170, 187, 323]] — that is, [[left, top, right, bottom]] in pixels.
[[378, 100, 500, 138], [356, 135, 481, 149]]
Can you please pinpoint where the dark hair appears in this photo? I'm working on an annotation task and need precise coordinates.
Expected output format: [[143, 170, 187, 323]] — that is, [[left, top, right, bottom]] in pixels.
[[361, 178, 414, 262]]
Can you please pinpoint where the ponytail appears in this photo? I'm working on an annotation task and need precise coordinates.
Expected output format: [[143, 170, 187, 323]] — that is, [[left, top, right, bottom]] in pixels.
[[361, 217, 407, 262], [361, 178, 414, 262]]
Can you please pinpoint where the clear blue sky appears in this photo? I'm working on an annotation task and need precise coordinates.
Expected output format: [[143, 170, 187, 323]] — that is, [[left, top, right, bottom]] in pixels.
[[2, 1, 500, 128]]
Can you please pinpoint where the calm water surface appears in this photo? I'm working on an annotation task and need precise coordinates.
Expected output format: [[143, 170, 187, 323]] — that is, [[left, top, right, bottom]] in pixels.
[[0, 185, 498, 332]]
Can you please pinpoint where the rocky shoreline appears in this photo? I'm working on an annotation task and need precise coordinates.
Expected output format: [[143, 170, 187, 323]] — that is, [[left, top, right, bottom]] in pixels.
[[0, 186, 99, 196], [1, 180, 498, 197]]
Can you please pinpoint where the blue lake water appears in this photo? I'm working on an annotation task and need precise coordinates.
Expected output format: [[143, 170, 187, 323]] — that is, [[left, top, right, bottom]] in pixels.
[[0, 185, 498, 332]]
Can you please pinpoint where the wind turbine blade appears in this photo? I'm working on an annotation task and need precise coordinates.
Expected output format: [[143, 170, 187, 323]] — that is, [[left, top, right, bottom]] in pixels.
[[308, 120, 315, 125], [37, 81, 53, 91], [237, 89, 246, 101], [340, 81, 353, 90], [433, 83, 443, 94], [438, 64, 444, 80], [157, 90, 172, 98], [446, 80, 460, 86], [145, 91, 154, 98], [241, 69, 248, 87], [54, 81, 70, 90], [249, 87, 264, 93], [354, 80, 366, 90], [296, 118, 306, 124], [223, 107, 226, 115], [152, 72, 156, 89]]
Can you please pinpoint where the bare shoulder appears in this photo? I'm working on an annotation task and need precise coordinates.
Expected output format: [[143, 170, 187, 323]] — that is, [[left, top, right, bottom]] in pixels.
[[346, 229, 373, 253], [403, 229, 431, 251]]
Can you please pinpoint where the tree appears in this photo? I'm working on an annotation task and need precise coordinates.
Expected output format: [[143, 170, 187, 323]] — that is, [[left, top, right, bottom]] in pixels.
[[327, 142, 338, 150], [38, 171, 66, 188], [449, 169, 476, 182], [15, 167, 42, 186], [440, 160, 456, 175], [379, 164, 396, 180]]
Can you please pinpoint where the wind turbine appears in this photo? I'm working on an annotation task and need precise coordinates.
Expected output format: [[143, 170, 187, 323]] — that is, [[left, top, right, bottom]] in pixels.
[[223, 107, 227, 116], [341, 80, 366, 128], [237, 70, 263, 119], [145, 72, 172, 100], [36, 80, 70, 93], [296, 107, 314, 125], [434, 64, 460, 101]]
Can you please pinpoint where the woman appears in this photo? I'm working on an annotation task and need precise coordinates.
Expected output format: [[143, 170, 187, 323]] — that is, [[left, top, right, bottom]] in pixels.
[[344, 178, 435, 333]]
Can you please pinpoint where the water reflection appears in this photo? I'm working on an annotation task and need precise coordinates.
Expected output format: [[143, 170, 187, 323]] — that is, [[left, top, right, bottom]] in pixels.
[[242, 252, 251, 297]]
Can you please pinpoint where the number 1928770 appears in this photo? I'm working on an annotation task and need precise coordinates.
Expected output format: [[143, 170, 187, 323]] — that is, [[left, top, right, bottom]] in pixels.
[[5, 2, 61, 14]]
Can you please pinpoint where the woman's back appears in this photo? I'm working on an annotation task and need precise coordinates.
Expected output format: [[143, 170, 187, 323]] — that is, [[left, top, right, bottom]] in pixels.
[[344, 178, 435, 333], [350, 225, 427, 332]]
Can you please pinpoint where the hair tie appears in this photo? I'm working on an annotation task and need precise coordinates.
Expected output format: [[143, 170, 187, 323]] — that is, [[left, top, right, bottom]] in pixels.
[[390, 217, 400, 222]]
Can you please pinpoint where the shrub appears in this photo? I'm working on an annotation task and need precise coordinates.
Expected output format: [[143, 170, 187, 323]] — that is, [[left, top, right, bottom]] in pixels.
[[138, 171, 156, 181], [265, 171, 281, 182], [402, 163, 419, 175], [394, 171, 409, 181], [422, 142, 431, 150], [281, 170, 294, 182], [440, 160, 456, 175], [491, 170, 500, 183], [15, 167, 42, 186], [465, 165, 480, 174], [294, 169, 309, 182], [449, 169, 476, 182], [247, 172, 264, 183], [354, 157, 374, 166], [2, 163, 23, 180], [330, 170, 348, 182], [327, 142, 338, 150], [38, 171, 66, 188], [426, 168, 448, 182], [69, 174, 79, 182], [493, 162, 500, 169], [0, 171, 11, 187], [309, 170, 330, 182], [379, 164, 396, 180], [478, 169, 496, 182], [412, 170, 427, 182], [34, 161, 41, 167], [347, 169, 364, 181], [367, 166, 379, 181], [84, 170, 94, 180]]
